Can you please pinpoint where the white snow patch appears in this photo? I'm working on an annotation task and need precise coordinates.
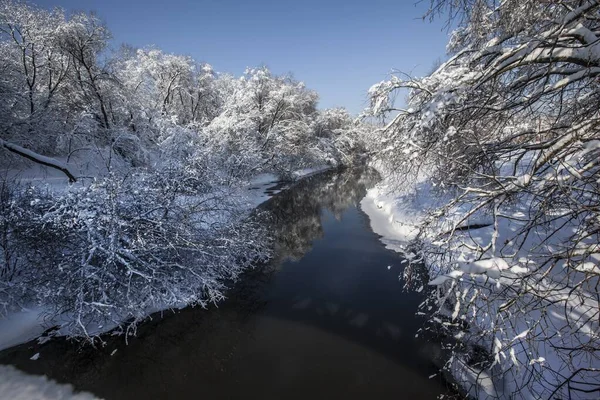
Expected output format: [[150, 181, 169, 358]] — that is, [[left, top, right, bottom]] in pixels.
[[429, 270, 465, 286], [292, 165, 330, 179], [458, 258, 510, 279], [0, 365, 99, 399], [359, 182, 431, 252], [0, 307, 50, 351]]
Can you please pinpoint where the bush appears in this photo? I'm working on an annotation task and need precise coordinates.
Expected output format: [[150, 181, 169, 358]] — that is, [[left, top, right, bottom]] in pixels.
[[2, 171, 270, 339]]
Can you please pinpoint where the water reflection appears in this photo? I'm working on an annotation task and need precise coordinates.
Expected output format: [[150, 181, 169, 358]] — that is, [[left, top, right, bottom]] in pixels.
[[261, 168, 380, 262], [0, 168, 447, 400]]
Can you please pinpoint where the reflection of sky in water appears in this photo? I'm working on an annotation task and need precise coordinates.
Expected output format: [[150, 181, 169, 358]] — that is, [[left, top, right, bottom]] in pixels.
[[0, 169, 448, 400]]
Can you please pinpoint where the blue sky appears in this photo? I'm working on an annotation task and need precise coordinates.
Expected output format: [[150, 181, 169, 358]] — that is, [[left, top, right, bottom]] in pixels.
[[34, 0, 451, 114]]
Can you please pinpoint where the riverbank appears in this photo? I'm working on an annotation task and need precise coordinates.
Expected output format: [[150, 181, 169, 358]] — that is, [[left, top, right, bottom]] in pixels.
[[0, 165, 332, 353], [359, 172, 600, 399], [0, 365, 98, 400]]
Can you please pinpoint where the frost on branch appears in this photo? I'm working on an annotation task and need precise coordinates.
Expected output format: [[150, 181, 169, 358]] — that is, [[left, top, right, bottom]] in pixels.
[[366, 0, 600, 398], [4, 167, 270, 340]]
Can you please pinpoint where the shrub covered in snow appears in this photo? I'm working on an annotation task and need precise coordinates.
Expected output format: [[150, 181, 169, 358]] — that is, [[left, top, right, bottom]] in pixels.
[[2, 167, 270, 340]]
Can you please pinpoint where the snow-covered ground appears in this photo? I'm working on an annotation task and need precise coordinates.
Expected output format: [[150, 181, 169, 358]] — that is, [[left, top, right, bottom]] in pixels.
[[0, 307, 49, 352], [0, 365, 98, 400], [244, 166, 331, 207], [292, 165, 331, 180], [360, 178, 438, 252]]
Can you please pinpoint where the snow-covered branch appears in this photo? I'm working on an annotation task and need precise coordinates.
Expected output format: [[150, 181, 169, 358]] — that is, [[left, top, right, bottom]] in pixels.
[[365, 1, 600, 398], [0, 139, 77, 183]]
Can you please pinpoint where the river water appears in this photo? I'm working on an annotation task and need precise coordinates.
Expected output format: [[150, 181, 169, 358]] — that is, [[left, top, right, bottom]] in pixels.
[[0, 169, 447, 399]]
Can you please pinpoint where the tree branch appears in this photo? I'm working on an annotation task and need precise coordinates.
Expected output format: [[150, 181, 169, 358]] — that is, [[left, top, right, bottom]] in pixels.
[[0, 139, 77, 183]]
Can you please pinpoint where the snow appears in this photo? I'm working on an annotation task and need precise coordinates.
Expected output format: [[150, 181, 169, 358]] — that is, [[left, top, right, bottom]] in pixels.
[[292, 165, 330, 179], [360, 170, 600, 399], [428, 270, 465, 286], [244, 166, 332, 208], [512, 330, 529, 342], [574, 261, 600, 275], [528, 357, 546, 366], [509, 265, 529, 274], [0, 139, 76, 182], [0, 365, 99, 400], [0, 307, 49, 352], [456, 258, 510, 279], [244, 175, 282, 207], [249, 173, 279, 186], [1, 147, 133, 193], [450, 356, 501, 399], [359, 181, 432, 252], [0, 164, 331, 352]]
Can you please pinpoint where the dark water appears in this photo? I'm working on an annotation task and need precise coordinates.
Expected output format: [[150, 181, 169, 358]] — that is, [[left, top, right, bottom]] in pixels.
[[0, 169, 447, 399]]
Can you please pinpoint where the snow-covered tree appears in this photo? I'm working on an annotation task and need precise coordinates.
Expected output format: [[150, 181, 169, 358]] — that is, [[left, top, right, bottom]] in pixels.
[[0, 1, 69, 139], [114, 48, 219, 128], [367, 1, 600, 398], [0, 0, 78, 179], [0, 0, 369, 343], [313, 107, 369, 165], [207, 66, 321, 175]]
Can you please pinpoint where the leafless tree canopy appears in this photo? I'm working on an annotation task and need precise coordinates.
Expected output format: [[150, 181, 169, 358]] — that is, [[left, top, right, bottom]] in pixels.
[[366, 0, 600, 398]]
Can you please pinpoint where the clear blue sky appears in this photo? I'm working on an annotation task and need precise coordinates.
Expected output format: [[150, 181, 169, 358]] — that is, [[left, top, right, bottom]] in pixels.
[[34, 0, 451, 115]]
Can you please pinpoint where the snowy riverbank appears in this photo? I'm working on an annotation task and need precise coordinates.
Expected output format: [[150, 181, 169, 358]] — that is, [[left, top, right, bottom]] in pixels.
[[360, 174, 599, 399], [0, 365, 98, 400], [0, 165, 331, 353], [359, 177, 439, 252]]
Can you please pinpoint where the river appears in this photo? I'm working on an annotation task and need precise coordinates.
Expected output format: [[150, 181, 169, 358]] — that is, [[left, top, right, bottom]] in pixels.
[[0, 168, 448, 399]]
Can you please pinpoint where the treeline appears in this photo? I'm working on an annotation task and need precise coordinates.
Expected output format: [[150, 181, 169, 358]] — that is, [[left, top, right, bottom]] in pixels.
[[0, 1, 366, 179], [0, 0, 367, 340]]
